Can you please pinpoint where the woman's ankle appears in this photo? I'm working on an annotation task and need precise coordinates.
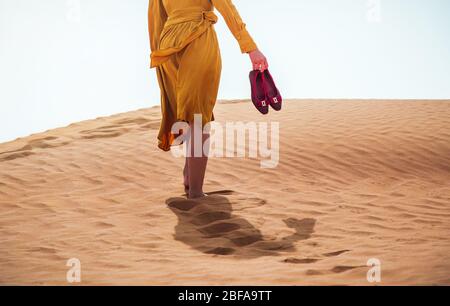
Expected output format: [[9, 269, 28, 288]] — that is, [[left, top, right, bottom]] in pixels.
[[188, 190, 205, 199]]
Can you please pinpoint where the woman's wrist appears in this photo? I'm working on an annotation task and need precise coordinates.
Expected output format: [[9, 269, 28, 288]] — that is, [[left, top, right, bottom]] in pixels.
[[249, 49, 269, 71]]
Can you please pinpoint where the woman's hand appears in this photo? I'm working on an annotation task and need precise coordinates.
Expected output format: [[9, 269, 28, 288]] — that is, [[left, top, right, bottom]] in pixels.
[[249, 49, 268, 71]]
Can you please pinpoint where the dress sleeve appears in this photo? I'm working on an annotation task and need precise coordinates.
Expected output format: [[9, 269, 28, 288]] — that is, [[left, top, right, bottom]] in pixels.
[[148, 0, 168, 52], [212, 0, 258, 53]]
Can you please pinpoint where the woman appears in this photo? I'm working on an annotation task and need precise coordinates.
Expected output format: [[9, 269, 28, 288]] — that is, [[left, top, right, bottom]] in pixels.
[[148, 0, 268, 199]]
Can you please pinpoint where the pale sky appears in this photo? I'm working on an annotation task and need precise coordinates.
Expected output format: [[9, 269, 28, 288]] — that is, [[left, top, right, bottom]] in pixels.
[[1, 0, 449, 143]]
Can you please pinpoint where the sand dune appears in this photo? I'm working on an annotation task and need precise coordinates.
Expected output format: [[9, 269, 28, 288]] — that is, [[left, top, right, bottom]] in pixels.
[[0, 99, 449, 285]]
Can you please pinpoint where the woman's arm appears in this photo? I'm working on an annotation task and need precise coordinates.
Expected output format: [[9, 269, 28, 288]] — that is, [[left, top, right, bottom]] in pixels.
[[211, 0, 257, 53], [148, 0, 168, 52], [212, 0, 268, 71]]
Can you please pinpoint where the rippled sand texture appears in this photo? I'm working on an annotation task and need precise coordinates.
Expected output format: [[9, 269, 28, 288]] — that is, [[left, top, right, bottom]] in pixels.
[[1, 100, 449, 285]]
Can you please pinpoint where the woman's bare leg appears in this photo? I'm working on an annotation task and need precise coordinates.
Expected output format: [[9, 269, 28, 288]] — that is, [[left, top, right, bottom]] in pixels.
[[183, 131, 191, 194], [187, 122, 209, 199], [183, 156, 189, 194]]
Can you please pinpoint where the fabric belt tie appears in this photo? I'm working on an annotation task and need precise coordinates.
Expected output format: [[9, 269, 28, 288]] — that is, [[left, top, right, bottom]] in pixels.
[[150, 9, 218, 68], [165, 10, 218, 27]]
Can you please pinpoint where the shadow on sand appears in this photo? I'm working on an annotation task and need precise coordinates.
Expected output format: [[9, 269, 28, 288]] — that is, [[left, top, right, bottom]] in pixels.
[[166, 192, 316, 258]]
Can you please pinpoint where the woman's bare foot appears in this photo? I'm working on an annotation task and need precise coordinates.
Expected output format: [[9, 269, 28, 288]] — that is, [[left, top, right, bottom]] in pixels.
[[188, 191, 208, 199]]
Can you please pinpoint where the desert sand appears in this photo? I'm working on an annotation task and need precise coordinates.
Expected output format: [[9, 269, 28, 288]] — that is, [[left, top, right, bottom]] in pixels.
[[0, 99, 449, 285]]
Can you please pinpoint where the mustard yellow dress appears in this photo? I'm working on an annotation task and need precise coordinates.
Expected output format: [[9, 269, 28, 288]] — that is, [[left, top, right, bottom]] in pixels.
[[148, 0, 257, 151]]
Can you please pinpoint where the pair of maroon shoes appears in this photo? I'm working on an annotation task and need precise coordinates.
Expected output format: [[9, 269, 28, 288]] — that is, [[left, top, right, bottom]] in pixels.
[[249, 69, 282, 114]]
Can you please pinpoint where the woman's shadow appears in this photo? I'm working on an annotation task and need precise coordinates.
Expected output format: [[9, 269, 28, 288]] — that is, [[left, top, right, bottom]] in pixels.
[[166, 192, 316, 258]]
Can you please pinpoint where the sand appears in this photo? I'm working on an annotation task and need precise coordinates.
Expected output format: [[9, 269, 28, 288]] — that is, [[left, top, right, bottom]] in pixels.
[[0, 99, 449, 285]]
